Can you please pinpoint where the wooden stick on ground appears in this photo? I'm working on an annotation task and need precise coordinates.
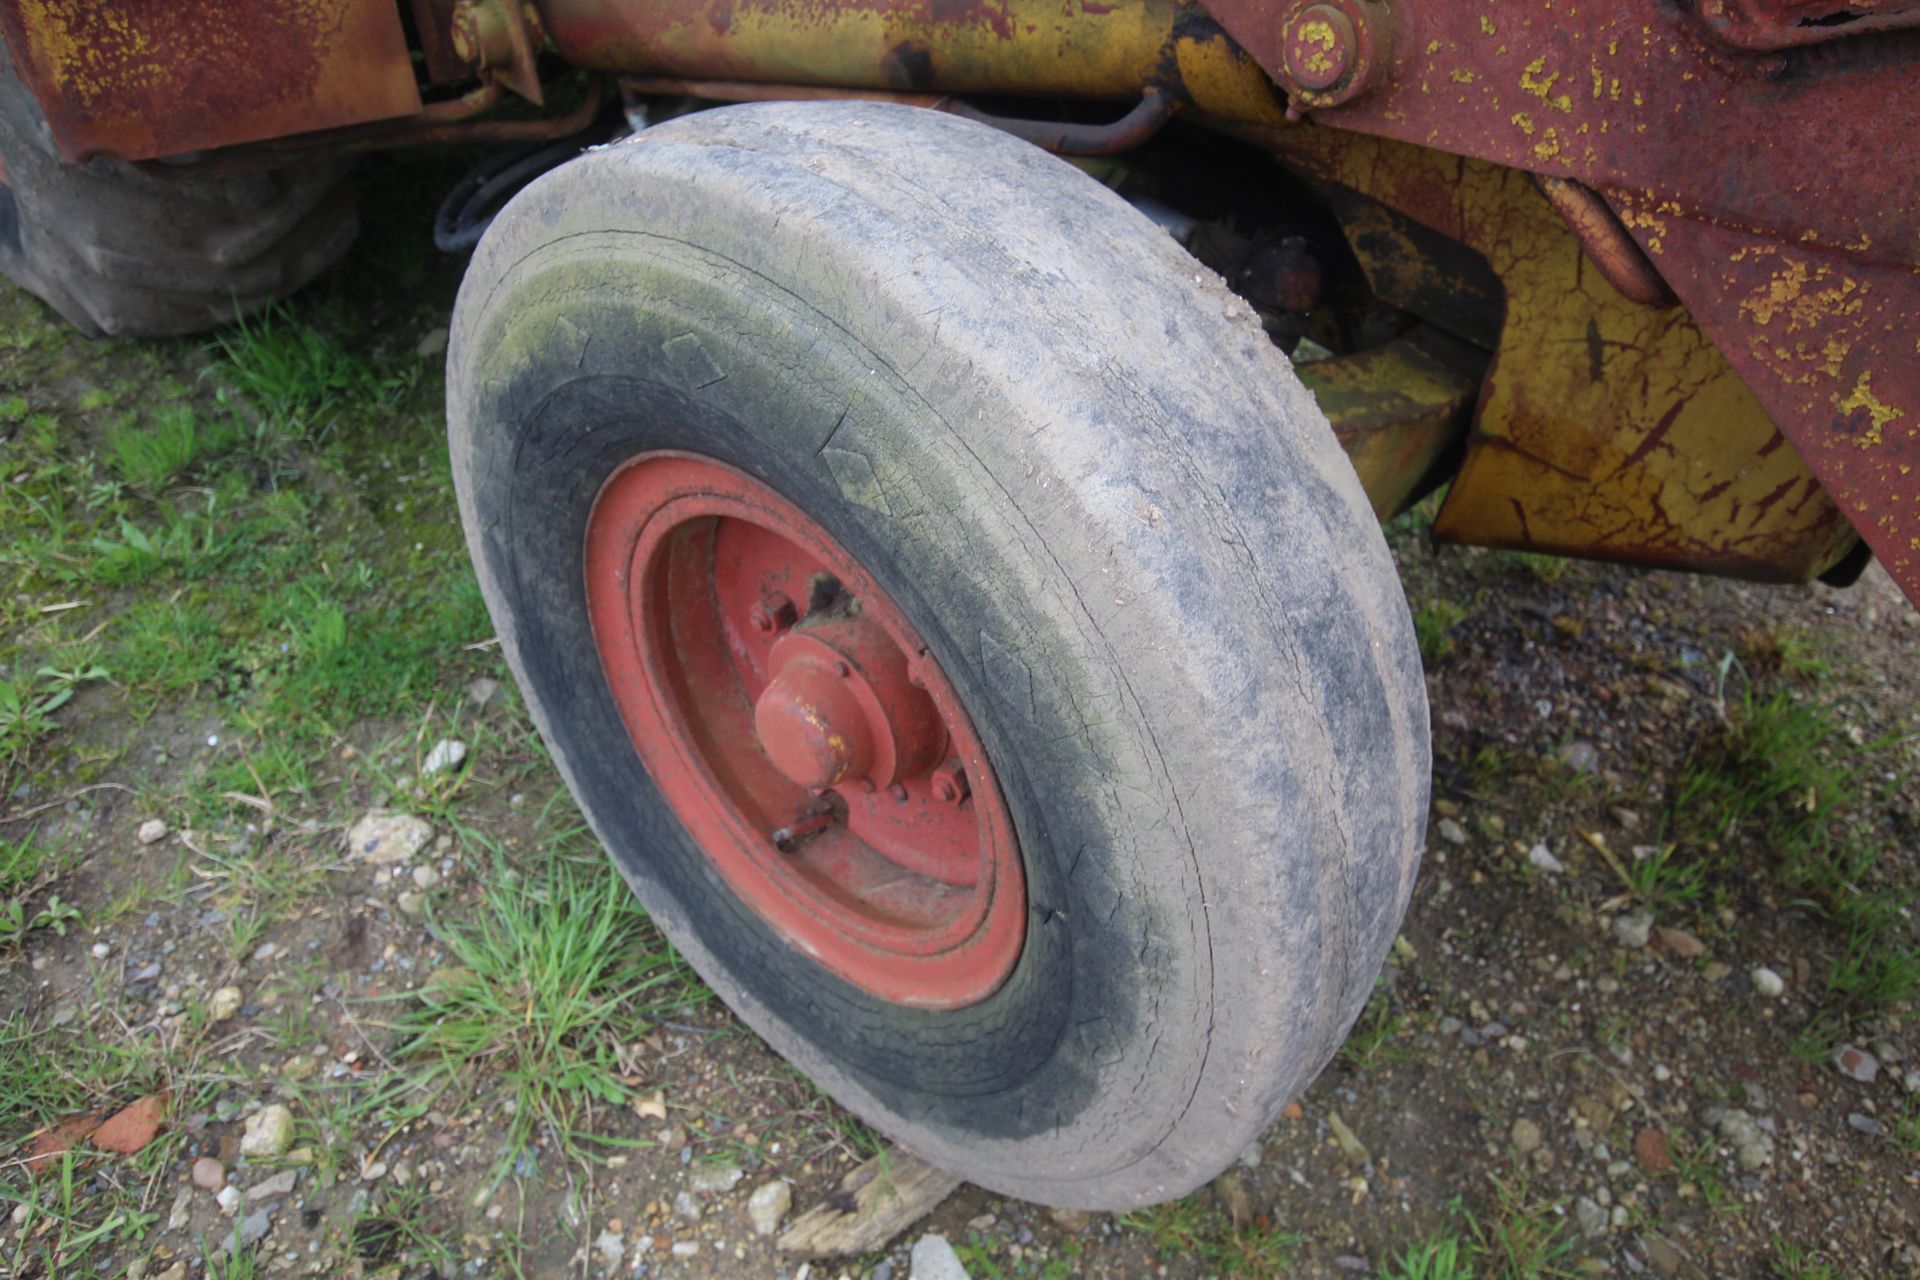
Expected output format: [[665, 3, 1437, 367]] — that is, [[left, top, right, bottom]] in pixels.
[[777, 1145, 962, 1258]]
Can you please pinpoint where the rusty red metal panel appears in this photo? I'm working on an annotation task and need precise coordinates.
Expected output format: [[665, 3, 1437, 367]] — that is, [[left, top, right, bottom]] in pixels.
[[0, 1, 422, 163], [1202, 0, 1920, 606]]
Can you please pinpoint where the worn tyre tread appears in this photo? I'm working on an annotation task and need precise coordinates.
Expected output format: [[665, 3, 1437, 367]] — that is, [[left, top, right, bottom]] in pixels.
[[448, 102, 1428, 1208]]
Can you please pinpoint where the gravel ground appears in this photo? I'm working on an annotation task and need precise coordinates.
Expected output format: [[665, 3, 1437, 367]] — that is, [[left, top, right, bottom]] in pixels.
[[2, 156, 1918, 1280]]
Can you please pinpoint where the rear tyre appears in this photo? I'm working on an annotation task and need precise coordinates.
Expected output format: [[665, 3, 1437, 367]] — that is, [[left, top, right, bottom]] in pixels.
[[447, 101, 1428, 1209], [0, 52, 358, 338]]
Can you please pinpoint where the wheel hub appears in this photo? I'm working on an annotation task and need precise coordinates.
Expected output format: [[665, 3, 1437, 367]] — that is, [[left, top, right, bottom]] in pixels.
[[582, 451, 1026, 1009]]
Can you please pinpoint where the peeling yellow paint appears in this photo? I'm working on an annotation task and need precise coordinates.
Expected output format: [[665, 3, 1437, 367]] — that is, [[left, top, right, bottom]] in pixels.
[[1257, 129, 1858, 585], [1480, 15, 1497, 34], [1520, 56, 1572, 112], [1835, 372, 1904, 448], [1511, 111, 1536, 136]]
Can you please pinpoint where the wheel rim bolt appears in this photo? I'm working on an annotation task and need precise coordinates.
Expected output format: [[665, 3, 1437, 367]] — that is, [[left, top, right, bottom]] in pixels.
[[749, 592, 798, 634], [930, 759, 970, 804]]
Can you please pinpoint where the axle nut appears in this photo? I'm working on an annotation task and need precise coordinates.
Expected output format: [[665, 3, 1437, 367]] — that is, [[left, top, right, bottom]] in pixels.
[[1277, 0, 1393, 110], [1284, 4, 1357, 92], [930, 759, 971, 805]]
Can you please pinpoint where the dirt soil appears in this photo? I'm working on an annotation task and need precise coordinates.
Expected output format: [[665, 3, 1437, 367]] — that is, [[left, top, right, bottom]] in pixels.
[[3, 157, 1919, 1280]]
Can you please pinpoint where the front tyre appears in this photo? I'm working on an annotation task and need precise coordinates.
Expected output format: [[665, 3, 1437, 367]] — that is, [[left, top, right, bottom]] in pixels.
[[447, 102, 1428, 1210]]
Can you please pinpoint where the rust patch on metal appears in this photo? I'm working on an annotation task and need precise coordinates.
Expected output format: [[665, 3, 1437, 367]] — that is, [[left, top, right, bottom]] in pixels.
[[1200, 0, 1916, 602], [1295, 326, 1481, 520], [1688, 0, 1920, 51], [1533, 175, 1673, 309], [1615, 214, 1920, 602], [546, 0, 1288, 127], [0, 0, 421, 163], [1254, 125, 1859, 583]]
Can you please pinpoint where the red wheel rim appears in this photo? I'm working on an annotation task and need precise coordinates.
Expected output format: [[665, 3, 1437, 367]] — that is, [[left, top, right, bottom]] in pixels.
[[584, 452, 1026, 1009]]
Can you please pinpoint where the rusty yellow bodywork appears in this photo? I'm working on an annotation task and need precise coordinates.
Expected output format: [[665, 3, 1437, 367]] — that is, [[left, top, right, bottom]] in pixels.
[[1253, 125, 1859, 580], [545, 0, 1293, 128], [1293, 328, 1477, 521]]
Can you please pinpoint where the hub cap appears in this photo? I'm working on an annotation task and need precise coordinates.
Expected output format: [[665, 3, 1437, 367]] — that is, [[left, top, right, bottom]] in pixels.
[[583, 452, 1025, 1008]]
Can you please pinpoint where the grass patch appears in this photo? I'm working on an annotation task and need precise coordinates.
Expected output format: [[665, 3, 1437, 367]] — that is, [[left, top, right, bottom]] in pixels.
[[104, 403, 242, 490], [1466, 1173, 1576, 1279], [1383, 1233, 1477, 1280], [1121, 1192, 1302, 1277], [1414, 598, 1470, 662], [1339, 979, 1408, 1068], [391, 855, 706, 1194], [211, 301, 408, 436], [1664, 675, 1916, 1039]]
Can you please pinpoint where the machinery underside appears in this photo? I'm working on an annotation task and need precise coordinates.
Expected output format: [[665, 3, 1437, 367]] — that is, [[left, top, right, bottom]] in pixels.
[[1, 0, 1914, 604]]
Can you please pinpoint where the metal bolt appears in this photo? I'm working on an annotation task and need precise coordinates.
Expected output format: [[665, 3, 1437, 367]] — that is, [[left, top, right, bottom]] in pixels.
[[1283, 3, 1358, 93], [930, 759, 970, 805], [748, 592, 798, 634]]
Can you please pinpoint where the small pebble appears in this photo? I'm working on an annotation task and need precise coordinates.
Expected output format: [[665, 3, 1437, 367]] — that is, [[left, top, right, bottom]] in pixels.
[[207, 986, 243, 1022], [1751, 967, 1786, 998], [909, 1234, 970, 1280], [746, 1180, 792, 1236], [1835, 1045, 1881, 1084], [239, 1105, 296, 1158], [422, 739, 468, 776], [689, 1164, 743, 1194], [137, 819, 169, 845], [1613, 911, 1654, 949]]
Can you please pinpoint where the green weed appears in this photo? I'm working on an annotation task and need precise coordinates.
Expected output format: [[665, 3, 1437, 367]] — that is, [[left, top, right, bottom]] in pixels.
[[0, 662, 108, 762], [212, 301, 406, 435], [1768, 1234, 1843, 1280], [1621, 841, 1711, 913], [1415, 598, 1470, 662], [957, 1231, 1085, 1280], [1121, 1193, 1302, 1277], [1340, 980, 1408, 1068], [1668, 680, 1917, 1034], [104, 403, 241, 490], [391, 856, 705, 1194], [1384, 1233, 1477, 1280], [1467, 1173, 1576, 1280]]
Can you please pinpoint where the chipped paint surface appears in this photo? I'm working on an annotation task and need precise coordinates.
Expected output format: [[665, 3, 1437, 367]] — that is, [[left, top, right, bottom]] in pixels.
[[0, 0, 420, 163], [545, 0, 1279, 108], [1263, 127, 1859, 582], [1202, 1, 1917, 263], [1204, 0, 1918, 601], [1619, 213, 1920, 596]]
